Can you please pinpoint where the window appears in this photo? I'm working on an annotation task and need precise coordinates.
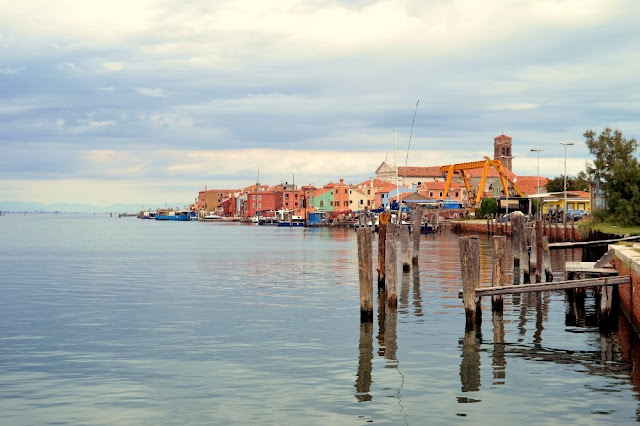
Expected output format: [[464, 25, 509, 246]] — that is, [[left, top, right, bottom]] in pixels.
[[345, 189, 348, 194], [350, 200, 353, 204], [455, 192, 458, 197], [295, 194, 298, 199], [252, 203, 256, 208], [439, 192, 443, 197], [367, 190, 370, 195], [257, 195, 261, 201], [360, 200, 363, 205], [430, 192, 433, 197], [320, 201, 324, 207], [344, 201, 348, 207], [330, 201, 333, 206], [252, 195, 256, 200]]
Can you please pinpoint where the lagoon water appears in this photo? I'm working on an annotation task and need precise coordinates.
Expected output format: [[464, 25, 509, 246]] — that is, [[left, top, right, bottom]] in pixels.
[[2, 214, 640, 424]]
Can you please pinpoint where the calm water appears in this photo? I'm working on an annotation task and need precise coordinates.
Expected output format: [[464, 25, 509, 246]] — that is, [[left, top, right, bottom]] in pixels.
[[2, 214, 640, 425]]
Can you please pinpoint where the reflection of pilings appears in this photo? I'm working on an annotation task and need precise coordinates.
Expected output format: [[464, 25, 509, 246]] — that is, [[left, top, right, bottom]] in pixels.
[[355, 322, 373, 402], [518, 293, 531, 338], [534, 293, 544, 348], [460, 323, 482, 392], [565, 290, 589, 327], [492, 311, 506, 385], [399, 272, 410, 315], [384, 303, 398, 365], [412, 266, 423, 319], [377, 291, 386, 357]]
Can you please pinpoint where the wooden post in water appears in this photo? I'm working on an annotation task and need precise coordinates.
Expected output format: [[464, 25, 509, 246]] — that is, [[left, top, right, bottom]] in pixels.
[[492, 235, 506, 311], [385, 224, 398, 308], [486, 216, 490, 234], [459, 236, 481, 324], [541, 236, 553, 282], [400, 224, 411, 272], [511, 212, 523, 266], [528, 224, 536, 284], [535, 220, 543, 283], [357, 227, 374, 322], [411, 208, 424, 265], [599, 285, 614, 328], [377, 212, 391, 290]]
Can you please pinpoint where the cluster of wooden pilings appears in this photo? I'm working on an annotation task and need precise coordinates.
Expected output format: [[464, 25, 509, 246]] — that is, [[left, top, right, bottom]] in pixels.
[[357, 207, 425, 322], [487, 212, 580, 242], [461, 211, 625, 327], [460, 211, 554, 324]]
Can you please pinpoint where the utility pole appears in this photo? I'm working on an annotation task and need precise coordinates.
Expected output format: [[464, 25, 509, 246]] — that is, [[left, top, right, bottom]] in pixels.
[[560, 142, 574, 223]]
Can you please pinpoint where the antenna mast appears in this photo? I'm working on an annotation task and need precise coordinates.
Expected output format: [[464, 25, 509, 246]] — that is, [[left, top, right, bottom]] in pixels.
[[404, 99, 419, 168]]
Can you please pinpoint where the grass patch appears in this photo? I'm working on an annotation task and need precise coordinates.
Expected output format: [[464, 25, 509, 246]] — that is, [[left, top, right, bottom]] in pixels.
[[588, 221, 640, 236]]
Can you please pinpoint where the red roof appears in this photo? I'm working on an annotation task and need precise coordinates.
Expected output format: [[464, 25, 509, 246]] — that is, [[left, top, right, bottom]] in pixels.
[[420, 181, 462, 190], [397, 166, 444, 177], [512, 176, 549, 196], [354, 178, 389, 188]]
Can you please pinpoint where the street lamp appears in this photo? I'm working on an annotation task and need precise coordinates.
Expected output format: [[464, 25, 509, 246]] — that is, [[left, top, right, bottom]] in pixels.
[[530, 148, 544, 194], [500, 155, 514, 216], [560, 142, 574, 223]]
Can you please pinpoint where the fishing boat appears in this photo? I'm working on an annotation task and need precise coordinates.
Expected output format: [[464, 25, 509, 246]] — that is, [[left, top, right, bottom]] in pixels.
[[277, 215, 305, 227], [154, 210, 191, 221]]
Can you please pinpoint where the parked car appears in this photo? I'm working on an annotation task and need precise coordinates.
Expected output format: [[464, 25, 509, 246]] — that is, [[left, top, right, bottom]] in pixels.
[[566, 209, 583, 221]]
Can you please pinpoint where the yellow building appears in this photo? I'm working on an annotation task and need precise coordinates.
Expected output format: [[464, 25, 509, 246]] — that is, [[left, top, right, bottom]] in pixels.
[[539, 191, 591, 213]]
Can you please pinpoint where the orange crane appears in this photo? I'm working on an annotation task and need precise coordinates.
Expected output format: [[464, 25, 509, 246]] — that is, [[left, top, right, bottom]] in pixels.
[[439, 156, 525, 206]]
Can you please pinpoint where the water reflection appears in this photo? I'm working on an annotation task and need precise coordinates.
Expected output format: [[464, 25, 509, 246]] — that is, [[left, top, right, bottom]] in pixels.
[[384, 303, 398, 366], [355, 322, 373, 402], [492, 311, 506, 385], [412, 267, 423, 319], [460, 323, 482, 393]]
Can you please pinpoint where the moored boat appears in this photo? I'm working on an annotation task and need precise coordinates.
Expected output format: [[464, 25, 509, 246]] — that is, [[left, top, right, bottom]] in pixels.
[[155, 210, 191, 221]]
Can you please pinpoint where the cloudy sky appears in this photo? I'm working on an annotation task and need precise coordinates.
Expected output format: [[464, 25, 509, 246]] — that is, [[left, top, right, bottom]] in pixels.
[[1, 0, 638, 207]]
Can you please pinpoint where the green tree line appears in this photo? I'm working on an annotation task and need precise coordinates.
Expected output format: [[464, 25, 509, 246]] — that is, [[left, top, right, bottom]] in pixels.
[[584, 127, 640, 226]]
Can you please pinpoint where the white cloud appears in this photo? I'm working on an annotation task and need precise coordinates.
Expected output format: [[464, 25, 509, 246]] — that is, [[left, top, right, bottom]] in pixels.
[[136, 87, 167, 97], [0, 66, 24, 75], [102, 62, 125, 71]]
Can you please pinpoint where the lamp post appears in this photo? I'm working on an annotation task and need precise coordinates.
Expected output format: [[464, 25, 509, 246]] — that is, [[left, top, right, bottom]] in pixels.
[[530, 148, 544, 194], [560, 142, 574, 223], [500, 155, 513, 216]]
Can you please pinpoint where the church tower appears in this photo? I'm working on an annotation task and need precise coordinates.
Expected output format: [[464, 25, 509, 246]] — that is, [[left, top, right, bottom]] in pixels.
[[494, 134, 512, 171]]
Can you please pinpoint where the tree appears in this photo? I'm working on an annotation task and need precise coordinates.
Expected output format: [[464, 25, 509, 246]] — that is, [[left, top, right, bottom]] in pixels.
[[478, 198, 498, 218], [585, 128, 640, 225], [545, 173, 590, 193]]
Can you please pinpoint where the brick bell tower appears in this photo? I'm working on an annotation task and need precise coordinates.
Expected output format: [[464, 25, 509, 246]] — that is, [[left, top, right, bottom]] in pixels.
[[493, 134, 512, 171]]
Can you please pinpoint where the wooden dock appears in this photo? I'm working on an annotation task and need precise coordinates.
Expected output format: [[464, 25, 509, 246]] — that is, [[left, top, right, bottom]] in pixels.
[[473, 276, 630, 297]]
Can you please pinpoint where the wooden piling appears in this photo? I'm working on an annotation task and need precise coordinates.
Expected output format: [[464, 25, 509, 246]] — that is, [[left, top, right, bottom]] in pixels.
[[599, 285, 614, 328], [459, 235, 481, 324], [535, 220, 543, 283], [541, 236, 553, 282], [492, 236, 506, 311], [511, 212, 523, 266], [400, 224, 410, 272], [377, 212, 391, 290], [528, 224, 536, 284], [357, 227, 374, 322], [385, 224, 398, 308], [411, 208, 424, 265]]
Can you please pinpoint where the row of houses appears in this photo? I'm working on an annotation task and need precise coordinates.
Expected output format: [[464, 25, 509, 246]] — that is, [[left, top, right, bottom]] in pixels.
[[192, 134, 594, 218]]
